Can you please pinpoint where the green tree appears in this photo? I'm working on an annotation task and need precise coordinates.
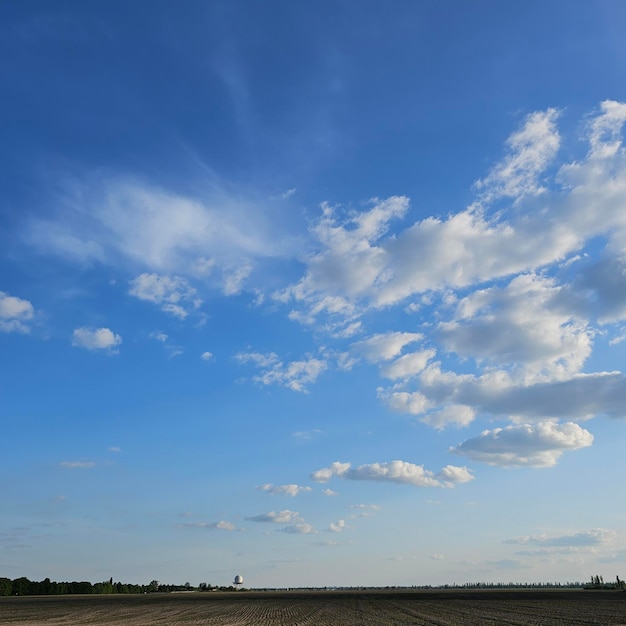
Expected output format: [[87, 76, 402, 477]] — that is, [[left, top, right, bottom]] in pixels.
[[0, 578, 12, 596]]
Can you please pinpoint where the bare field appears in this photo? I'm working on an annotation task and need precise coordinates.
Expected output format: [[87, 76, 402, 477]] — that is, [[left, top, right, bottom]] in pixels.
[[1, 589, 626, 625]]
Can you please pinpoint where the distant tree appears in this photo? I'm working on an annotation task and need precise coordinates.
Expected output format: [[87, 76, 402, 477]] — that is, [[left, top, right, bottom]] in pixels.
[[0, 578, 12, 596], [12, 577, 31, 596]]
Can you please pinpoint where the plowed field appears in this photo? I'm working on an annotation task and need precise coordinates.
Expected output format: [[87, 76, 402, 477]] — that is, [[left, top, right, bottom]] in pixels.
[[1, 589, 626, 625]]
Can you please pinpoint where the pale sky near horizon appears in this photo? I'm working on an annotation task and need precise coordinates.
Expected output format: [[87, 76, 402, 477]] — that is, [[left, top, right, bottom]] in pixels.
[[3, 0, 626, 588]]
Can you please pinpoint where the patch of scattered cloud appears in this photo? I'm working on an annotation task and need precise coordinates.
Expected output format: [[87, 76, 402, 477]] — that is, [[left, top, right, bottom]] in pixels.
[[311, 460, 474, 488], [246, 510, 302, 524], [327, 519, 350, 533], [129, 273, 200, 318], [258, 484, 312, 497], [279, 523, 316, 534], [236, 351, 327, 392]]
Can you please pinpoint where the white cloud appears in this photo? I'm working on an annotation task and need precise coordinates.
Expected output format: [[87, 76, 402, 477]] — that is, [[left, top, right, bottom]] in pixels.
[[350, 332, 423, 363], [328, 519, 350, 533], [349, 504, 380, 511], [505, 528, 616, 547], [587, 100, 626, 159], [382, 390, 429, 415], [72, 327, 122, 352], [200, 351, 214, 361], [474, 108, 561, 202], [380, 349, 436, 380], [311, 460, 474, 488], [236, 351, 327, 392], [129, 273, 200, 318], [25, 176, 298, 293], [246, 510, 302, 524], [150, 331, 168, 342], [60, 461, 95, 468], [450, 421, 593, 467], [292, 429, 322, 441], [108, 446, 121, 453], [430, 553, 445, 560], [437, 273, 592, 380], [278, 102, 626, 328], [0, 291, 35, 333], [178, 520, 236, 531], [420, 405, 476, 430], [392, 365, 626, 425], [258, 484, 312, 497], [321, 488, 338, 496], [280, 523, 316, 534]]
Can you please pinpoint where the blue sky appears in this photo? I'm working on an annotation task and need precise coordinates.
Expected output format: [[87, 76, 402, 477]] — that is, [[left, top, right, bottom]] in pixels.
[[3, 0, 626, 588]]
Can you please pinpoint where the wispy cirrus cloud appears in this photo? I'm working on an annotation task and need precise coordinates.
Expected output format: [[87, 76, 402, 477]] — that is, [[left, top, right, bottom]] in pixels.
[[24, 175, 300, 295], [505, 528, 615, 547]]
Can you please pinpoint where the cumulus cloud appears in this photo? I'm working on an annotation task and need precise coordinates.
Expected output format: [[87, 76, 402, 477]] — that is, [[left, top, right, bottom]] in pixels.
[[328, 519, 350, 533], [437, 273, 592, 380], [258, 484, 312, 497], [236, 351, 327, 392], [278, 101, 626, 329], [0, 291, 35, 333], [450, 421, 593, 467], [246, 510, 302, 524], [129, 273, 200, 318], [200, 351, 213, 361], [389, 365, 626, 425], [72, 327, 122, 352], [311, 460, 474, 488]]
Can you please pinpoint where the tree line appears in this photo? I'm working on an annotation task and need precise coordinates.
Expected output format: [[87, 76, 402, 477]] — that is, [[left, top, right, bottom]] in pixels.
[[0, 577, 240, 596]]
